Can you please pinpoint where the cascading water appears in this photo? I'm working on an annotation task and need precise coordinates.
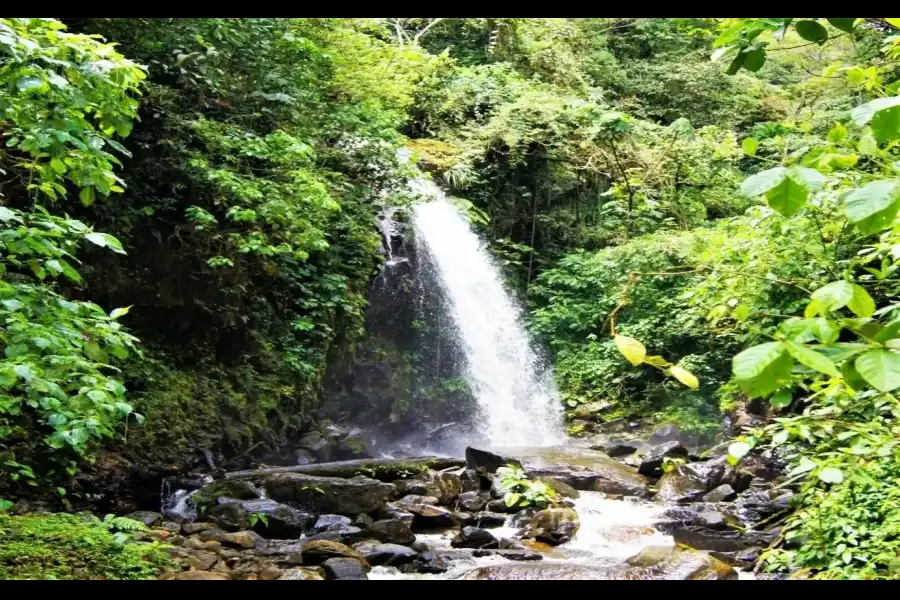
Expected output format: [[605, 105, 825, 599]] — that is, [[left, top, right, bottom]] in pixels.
[[411, 179, 564, 448]]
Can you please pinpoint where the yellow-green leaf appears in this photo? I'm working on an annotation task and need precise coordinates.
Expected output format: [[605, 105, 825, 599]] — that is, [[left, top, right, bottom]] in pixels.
[[670, 365, 700, 389], [644, 355, 672, 368], [741, 138, 758, 156], [614, 335, 646, 366], [784, 340, 840, 377]]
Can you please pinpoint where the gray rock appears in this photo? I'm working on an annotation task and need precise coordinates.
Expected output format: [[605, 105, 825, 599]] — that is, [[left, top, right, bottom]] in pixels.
[[654, 466, 709, 504], [322, 557, 368, 580], [509, 508, 537, 529], [314, 514, 352, 532], [457, 491, 487, 512], [704, 484, 737, 503], [486, 499, 518, 513], [239, 498, 316, 538], [126, 511, 163, 527], [522, 507, 580, 546], [392, 495, 458, 530], [590, 439, 642, 458], [208, 502, 249, 531], [672, 526, 777, 553], [368, 519, 416, 545], [277, 567, 325, 580], [637, 441, 689, 477], [307, 524, 367, 544], [466, 512, 507, 529], [451, 526, 499, 549], [364, 543, 419, 566], [263, 473, 394, 515]]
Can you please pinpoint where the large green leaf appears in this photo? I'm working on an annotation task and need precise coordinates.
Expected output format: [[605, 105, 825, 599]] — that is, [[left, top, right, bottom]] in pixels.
[[810, 280, 855, 312], [855, 349, 900, 392], [740, 167, 786, 197], [733, 342, 794, 398], [851, 97, 900, 143], [826, 18, 856, 33], [766, 174, 810, 217], [795, 20, 829, 43], [844, 179, 900, 234], [784, 340, 840, 377], [743, 49, 766, 72], [847, 284, 876, 318]]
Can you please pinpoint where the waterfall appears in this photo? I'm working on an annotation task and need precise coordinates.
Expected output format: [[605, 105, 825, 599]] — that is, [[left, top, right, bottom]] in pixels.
[[411, 180, 564, 447]]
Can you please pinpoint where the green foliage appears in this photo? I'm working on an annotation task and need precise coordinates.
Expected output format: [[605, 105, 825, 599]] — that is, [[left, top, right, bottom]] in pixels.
[[0, 18, 144, 494], [495, 464, 560, 509], [0, 512, 171, 579]]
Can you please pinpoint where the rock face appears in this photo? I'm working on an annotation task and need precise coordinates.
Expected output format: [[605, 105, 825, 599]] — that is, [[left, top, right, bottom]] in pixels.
[[465, 446, 649, 497], [522, 507, 580, 545], [263, 473, 393, 515], [451, 526, 499, 549]]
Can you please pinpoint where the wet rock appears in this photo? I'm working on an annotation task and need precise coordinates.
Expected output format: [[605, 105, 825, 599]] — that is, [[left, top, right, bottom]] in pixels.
[[466, 446, 649, 497], [457, 491, 487, 512], [392, 495, 458, 529], [307, 524, 367, 544], [538, 477, 580, 499], [313, 514, 352, 532], [173, 571, 232, 580], [208, 503, 249, 531], [637, 441, 689, 477], [240, 499, 315, 538], [415, 470, 462, 505], [522, 507, 580, 546], [263, 473, 394, 515], [181, 522, 214, 535], [486, 499, 518, 514], [509, 508, 537, 529], [301, 540, 370, 569], [297, 431, 332, 462], [596, 418, 631, 434], [368, 519, 415, 545], [672, 526, 777, 553], [377, 505, 415, 524], [499, 538, 525, 550], [452, 526, 499, 549], [364, 543, 419, 566], [278, 568, 325, 580], [648, 423, 682, 445], [590, 439, 642, 458], [258, 566, 284, 581], [625, 545, 738, 580], [193, 479, 260, 511], [355, 513, 375, 528], [654, 466, 709, 504], [126, 511, 163, 527], [709, 548, 762, 569], [322, 557, 368, 580], [466, 512, 507, 528], [217, 530, 264, 549], [704, 484, 737, 503], [569, 400, 614, 422], [294, 449, 315, 465], [723, 488, 793, 528], [333, 428, 372, 461], [394, 479, 428, 497]]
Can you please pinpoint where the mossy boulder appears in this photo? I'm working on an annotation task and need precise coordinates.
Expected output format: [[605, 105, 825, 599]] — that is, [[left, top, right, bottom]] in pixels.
[[263, 474, 393, 515]]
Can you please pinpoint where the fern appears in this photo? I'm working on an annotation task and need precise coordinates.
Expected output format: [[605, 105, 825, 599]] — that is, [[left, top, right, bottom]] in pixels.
[[103, 514, 149, 533]]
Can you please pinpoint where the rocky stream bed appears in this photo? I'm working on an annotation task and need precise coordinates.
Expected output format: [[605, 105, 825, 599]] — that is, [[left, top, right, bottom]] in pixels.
[[137, 423, 786, 580]]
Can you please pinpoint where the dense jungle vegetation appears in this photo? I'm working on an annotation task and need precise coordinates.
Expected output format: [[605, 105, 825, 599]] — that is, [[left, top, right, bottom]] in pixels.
[[2, 16, 900, 580]]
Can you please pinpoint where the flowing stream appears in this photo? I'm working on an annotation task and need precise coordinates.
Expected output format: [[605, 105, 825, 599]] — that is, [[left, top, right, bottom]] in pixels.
[[410, 180, 564, 448]]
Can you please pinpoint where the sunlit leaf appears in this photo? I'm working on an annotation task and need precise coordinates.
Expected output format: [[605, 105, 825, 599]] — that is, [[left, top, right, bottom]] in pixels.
[[669, 365, 699, 389], [614, 335, 646, 366]]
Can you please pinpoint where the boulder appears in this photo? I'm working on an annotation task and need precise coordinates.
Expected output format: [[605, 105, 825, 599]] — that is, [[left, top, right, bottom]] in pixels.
[[217, 530, 264, 549], [569, 401, 613, 422], [392, 495, 458, 530], [451, 526, 499, 549], [672, 526, 777, 552], [522, 508, 580, 546], [509, 508, 537, 529], [301, 540, 370, 570], [465, 446, 649, 497], [486, 499, 518, 514], [654, 466, 709, 503], [278, 568, 325, 580], [297, 431, 332, 462], [377, 505, 415, 524], [306, 524, 367, 544], [263, 473, 393, 515], [637, 441, 689, 477], [625, 545, 738, 580], [239, 499, 315, 538], [537, 477, 580, 499], [368, 519, 416, 545], [126, 511, 163, 527], [590, 439, 643, 458], [207, 503, 249, 531], [466, 512, 507, 529], [411, 470, 462, 505], [322, 557, 368, 580], [313, 514, 352, 532], [457, 491, 487, 512], [173, 571, 232, 580], [704, 484, 737, 503], [364, 543, 419, 566], [192, 479, 260, 511]]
